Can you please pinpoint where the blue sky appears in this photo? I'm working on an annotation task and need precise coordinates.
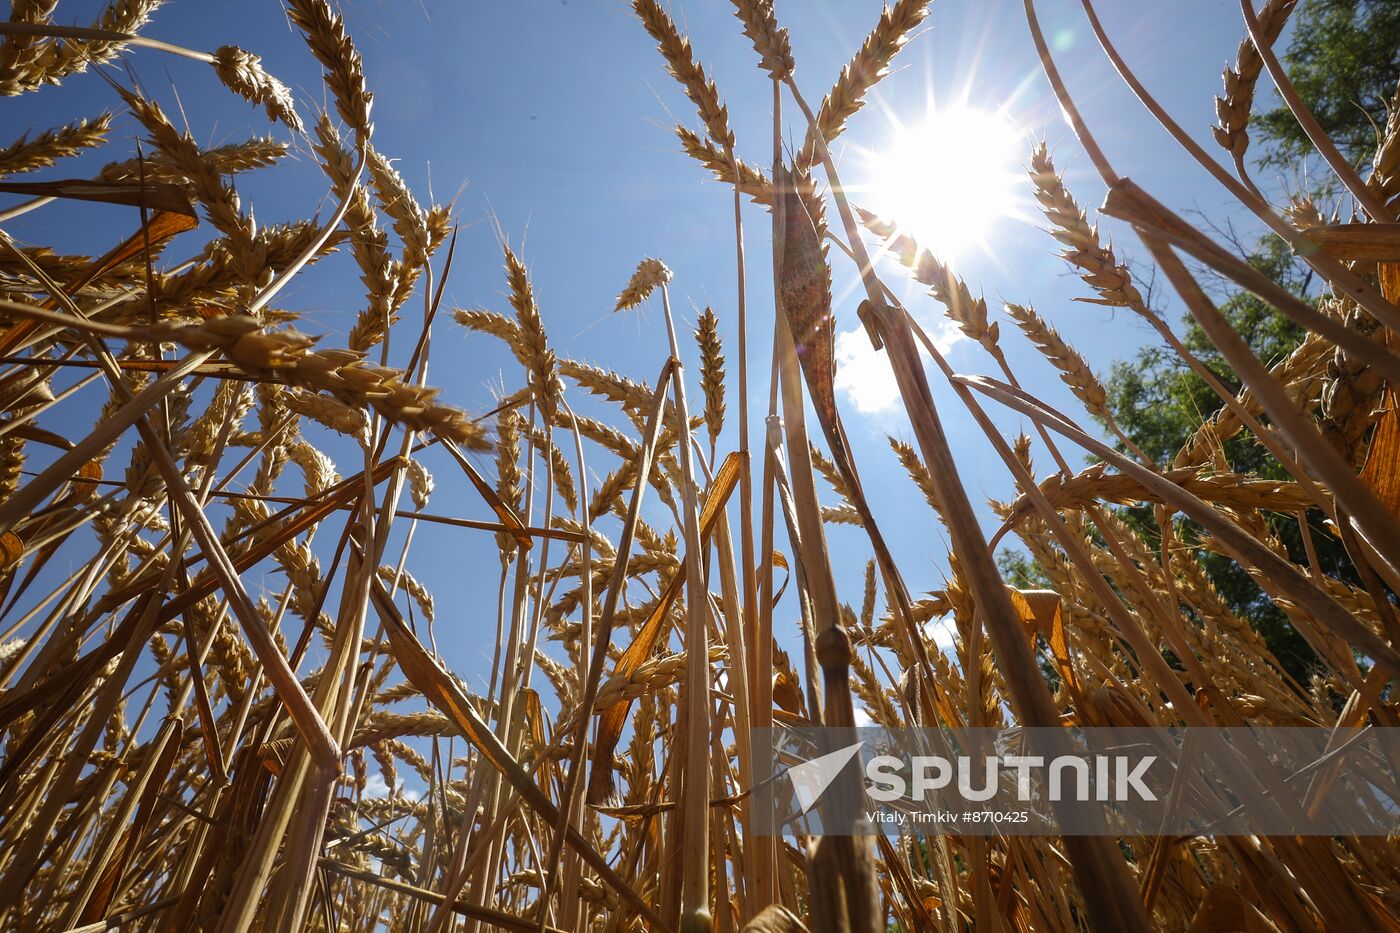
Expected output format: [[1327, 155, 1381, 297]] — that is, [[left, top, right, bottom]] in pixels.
[[3, 0, 1288, 685]]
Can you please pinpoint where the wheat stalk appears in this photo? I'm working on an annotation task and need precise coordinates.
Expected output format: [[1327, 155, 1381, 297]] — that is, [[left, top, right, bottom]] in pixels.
[[0, 2, 1396, 930]]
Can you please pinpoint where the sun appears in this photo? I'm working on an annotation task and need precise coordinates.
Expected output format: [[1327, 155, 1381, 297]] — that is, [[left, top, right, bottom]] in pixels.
[[862, 106, 1024, 264]]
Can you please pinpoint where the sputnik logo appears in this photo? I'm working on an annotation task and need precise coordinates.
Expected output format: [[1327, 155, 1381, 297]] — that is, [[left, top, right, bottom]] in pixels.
[[786, 741, 865, 814]]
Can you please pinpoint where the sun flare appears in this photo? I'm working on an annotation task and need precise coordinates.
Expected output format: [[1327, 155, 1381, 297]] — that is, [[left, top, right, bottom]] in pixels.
[[864, 106, 1024, 263]]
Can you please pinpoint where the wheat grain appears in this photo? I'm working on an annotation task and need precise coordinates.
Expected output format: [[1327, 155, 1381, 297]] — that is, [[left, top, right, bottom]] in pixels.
[[285, 0, 371, 139], [592, 646, 725, 712], [729, 0, 793, 80], [634, 0, 733, 151], [99, 135, 286, 183], [315, 118, 400, 351], [367, 147, 430, 268], [280, 388, 369, 441], [1284, 194, 1330, 232], [1028, 143, 1147, 314], [117, 87, 256, 271], [1371, 76, 1400, 198], [1000, 461, 1316, 530], [0, 1, 59, 90], [1004, 303, 1108, 418], [526, 425, 578, 514], [887, 436, 942, 517], [559, 358, 654, 416], [286, 437, 339, 496], [495, 407, 524, 557], [406, 458, 434, 510], [0, 113, 110, 177], [504, 244, 563, 422], [675, 125, 772, 205], [2, 1, 165, 96], [1321, 301, 1385, 466], [89, 314, 494, 448], [694, 306, 725, 453], [796, 0, 930, 170], [1213, 0, 1298, 163], [615, 257, 672, 312], [212, 45, 302, 132], [378, 566, 434, 622], [860, 207, 999, 353]]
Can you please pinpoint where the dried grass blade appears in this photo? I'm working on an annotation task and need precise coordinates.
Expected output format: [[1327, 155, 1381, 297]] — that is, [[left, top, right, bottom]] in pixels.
[[439, 437, 533, 549], [319, 859, 570, 933], [0, 178, 195, 215], [1360, 404, 1400, 522], [70, 718, 183, 926], [585, 451, 742, 805], [0, 210, 197, 356], [370, 576, 671, 931], [868, 303, 1151, 931]]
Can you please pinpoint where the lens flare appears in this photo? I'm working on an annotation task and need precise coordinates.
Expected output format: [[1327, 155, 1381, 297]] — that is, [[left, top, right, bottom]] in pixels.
[[863, 106, 1024, 263]]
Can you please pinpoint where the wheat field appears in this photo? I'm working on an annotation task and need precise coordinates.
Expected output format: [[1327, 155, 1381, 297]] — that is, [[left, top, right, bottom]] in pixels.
[[0, 0, 1398, 930]]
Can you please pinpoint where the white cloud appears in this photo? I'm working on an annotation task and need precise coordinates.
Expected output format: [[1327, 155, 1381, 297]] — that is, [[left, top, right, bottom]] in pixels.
[[833, 329, 899, 414], [832, 319, 962, 414], [925, 614, 959, 653], [363, 772, 392, 798], [362, 772, 425, 801]]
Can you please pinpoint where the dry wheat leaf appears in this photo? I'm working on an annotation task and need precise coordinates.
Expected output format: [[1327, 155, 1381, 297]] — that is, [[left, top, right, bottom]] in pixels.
[[585, 451, 742, 804], [741, 904, 810, 932], [1008, 588, 1079, 699], [1360, 403, 1400, 522], [0, 532, 21, 570], [0, 210, 198, 356], [441, 438, 532, 548], [0, 178, 196, 216], [777, 165, 838, 430], [1301, 223, 1400, 262], [1360, 260, 1400, 522], [372, 578, 668, 929], [3, 423, 72, 449]]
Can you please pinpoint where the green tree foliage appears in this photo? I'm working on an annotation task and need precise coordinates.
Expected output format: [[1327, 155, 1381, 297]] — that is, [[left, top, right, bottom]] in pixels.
[[1008, 0, 1400, 688], [1255, 0, 1400, 167], [1103, 239, 1336, 686]]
